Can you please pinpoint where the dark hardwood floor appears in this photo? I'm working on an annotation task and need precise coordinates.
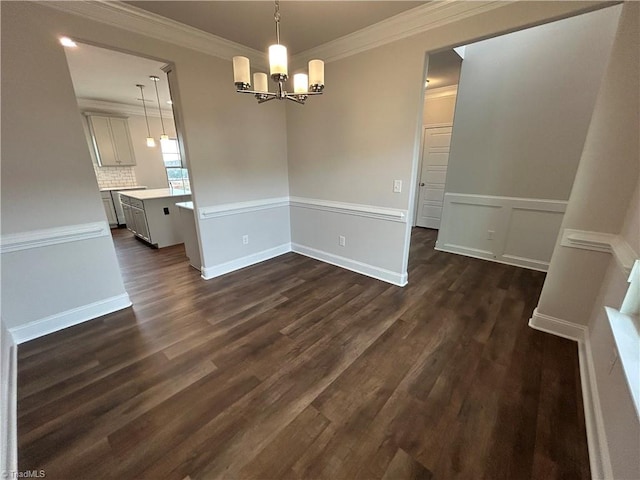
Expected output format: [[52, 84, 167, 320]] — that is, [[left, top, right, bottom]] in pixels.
[[17, 227, 590, 479]]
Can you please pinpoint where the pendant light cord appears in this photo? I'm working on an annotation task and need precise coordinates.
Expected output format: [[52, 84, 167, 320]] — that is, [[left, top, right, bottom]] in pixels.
[[274, 0, 281, 45], [151, 76, 167, 136], [137, 84, 152, 137]]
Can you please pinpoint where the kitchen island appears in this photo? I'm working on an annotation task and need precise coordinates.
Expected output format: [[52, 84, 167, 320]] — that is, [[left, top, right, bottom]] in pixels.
[[119, 188, 191, 248]]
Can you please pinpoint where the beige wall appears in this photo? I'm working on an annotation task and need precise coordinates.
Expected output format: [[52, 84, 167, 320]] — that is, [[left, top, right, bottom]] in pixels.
[[287, 1, 617, 279], [0, 1, 289, 329], [537, 2, 638, 326], [444, 5, 621, 200], [536, 6, 639, 475]]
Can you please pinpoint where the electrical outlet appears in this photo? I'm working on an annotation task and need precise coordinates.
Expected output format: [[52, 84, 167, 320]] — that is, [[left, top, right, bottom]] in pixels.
[[242, 235, 249, 245], [339, 235, 346, 247], [393, 180, 402, 193], [487, 230, 495, 240]]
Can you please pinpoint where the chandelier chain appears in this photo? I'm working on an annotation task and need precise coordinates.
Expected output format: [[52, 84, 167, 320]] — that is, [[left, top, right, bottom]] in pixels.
[[137, 84, 152, 136], [274, 0, 281, 44]]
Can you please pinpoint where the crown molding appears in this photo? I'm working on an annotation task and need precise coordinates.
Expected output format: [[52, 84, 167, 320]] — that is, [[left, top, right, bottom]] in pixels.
[[291, 1, 505, 65], [76, 98, 174, 119], [42, 0, 507, 70], [39, 1, 269, 69]]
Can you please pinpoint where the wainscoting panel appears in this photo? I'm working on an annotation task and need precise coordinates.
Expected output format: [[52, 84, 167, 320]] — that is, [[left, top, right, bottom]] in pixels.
[[289, 202, 408, 286], [436, 193, 567, 271]]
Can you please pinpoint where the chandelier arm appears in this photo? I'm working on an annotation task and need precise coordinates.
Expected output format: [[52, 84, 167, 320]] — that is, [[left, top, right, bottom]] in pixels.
[[285, 95, 306, 105]]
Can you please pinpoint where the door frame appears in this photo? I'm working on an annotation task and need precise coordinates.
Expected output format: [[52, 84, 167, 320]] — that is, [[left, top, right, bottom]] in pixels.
[[413, 122, 453, 227]]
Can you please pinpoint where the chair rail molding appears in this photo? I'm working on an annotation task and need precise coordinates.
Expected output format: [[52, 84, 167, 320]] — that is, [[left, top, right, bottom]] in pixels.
[[0, 221, 110, 254], [289, 197, 407, 223], [198, 197, 290, 220], [560, 228, 637, 274]]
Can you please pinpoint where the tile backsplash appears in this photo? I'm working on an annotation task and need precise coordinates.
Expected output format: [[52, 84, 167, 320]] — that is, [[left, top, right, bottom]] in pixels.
[[93, 164, 138, 189]]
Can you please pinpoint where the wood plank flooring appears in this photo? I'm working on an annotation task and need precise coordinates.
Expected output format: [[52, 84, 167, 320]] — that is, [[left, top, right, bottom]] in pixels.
[[17, 228, 590, 479]]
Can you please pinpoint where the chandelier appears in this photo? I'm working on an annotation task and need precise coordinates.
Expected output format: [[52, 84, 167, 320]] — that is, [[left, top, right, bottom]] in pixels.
[[232, 0, 324, 105]]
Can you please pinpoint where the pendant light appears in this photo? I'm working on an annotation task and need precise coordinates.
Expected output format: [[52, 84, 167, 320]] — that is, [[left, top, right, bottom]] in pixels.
[[136, 84, 155, 147], [150, 75, 170, 149], [232, 0, 324, 105]]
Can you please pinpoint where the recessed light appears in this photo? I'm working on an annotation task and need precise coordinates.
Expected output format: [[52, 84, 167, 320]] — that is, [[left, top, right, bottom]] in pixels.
[[167, 100, 173, 105], [59, 37, 77, 48]]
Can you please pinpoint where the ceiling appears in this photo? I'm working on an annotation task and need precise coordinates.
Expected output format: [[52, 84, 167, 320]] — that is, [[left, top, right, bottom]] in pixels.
[[64, 43, 173, 110], [126, 1, 426, 54], [63, 2, 454, 108], [426, 50, 462, 89]]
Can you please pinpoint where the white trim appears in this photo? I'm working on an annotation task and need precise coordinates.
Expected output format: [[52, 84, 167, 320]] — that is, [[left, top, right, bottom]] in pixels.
[[437, 193, 567, 272], [78, 99, 174, 119], [604, 307, 640, 419], [579, 335, 613, 480], [0, 326, 17, 477], [201, 243, 291, 280], [40, 1, 268, 69], [198, 197, 289, 220], [425, 85, 458, 99], [561, 228, 637, 274], [528, 310, 613, 479], [42, 0, 505, 67], [9, 294, 132, 344], [291, 243, 407, 287], [198, 196, 407, 223], [0, 221, 109, 254], [289, 196, 407, 223], [435, 244, 550, 273], [528, 308, 587, 342], [291, 1, 504, 64]]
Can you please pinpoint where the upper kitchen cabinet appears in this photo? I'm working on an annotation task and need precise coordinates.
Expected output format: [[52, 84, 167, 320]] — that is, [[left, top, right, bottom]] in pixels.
[[85, 114, 136, 166]]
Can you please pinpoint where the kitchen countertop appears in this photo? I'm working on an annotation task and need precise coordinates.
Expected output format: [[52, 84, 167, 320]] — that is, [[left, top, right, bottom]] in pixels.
[[120, 188, 191, 200], [100, 186, 146, 192], [175, 201, 194, 210]]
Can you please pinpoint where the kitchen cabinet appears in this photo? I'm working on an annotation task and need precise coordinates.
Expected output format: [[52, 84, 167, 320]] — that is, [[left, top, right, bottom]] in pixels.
[[101, 194, 117, 225], [86, 114, 136, 166], [120, 189, 191, 248]]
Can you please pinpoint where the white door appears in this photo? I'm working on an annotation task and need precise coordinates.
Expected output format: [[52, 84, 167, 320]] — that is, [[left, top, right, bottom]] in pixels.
[[416, 126, 452, 229]]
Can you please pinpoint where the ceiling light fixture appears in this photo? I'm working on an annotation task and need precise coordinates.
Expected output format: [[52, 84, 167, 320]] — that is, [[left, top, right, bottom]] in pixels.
[[59, 37, 77, 48], [150, 75, 170, 148], [232, 0, 324, 105], [136, 84, 156, 147]]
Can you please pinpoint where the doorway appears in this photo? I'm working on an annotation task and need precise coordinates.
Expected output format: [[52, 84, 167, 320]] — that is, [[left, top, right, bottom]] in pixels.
[[413, 49, 462, 230]]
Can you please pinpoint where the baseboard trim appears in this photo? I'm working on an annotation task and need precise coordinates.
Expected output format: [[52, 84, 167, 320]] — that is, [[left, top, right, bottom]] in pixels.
[[528, 308, 587, 342], [9, 293, 132, 344], [291, 243, 408, 287], [435, 245, 549, 272], [528, 310, 612, 479], [579, 335, 613, 480], [201, 243, 292, 280]]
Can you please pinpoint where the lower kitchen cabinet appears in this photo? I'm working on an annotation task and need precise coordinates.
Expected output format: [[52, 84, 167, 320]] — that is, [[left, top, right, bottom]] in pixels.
[[101, 192, 117, 226], [120, 190, 191, 248]]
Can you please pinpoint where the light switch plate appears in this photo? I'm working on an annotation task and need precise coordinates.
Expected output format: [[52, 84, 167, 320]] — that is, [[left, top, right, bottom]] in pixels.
[[393, 180, 402, 193]]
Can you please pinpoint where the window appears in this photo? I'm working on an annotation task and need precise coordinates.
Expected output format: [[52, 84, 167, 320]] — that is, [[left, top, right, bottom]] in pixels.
[[161, 138, 190, 192]]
